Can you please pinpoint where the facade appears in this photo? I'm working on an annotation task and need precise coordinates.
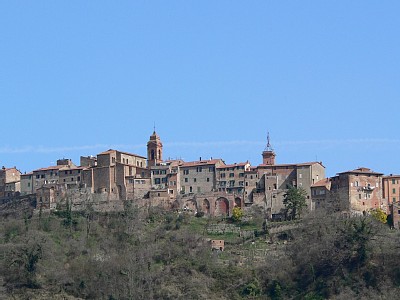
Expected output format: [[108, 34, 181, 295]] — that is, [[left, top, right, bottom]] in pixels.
[[150, 159, 183, 196], [126, 177, 151, 200], [20, 173, 34, 195], [390, 202, 400, 229], [82, 149, 149, 200], [0, 167, 21, 198], [216, 162, 250, 197], [256, 162, 326, 217], [382, 175, 400, 213], [331, 167, 383, 213], [36, 186, 56, 209], [59, 166, 84, 189], [243, 167, 260, 206], [310, 178, 332, 211], [180, 159, 225, 195]]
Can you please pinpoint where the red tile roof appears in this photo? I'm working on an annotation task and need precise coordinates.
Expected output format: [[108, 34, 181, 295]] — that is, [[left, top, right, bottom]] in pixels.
[[338, 167, 383, 176], [217, 162, 249, 169], [181, 159, 224, 168], [258, 161, 324, 168], [311, 178, 331, 188], [33, 165, 65, 172], [98, 149, 146, 159]]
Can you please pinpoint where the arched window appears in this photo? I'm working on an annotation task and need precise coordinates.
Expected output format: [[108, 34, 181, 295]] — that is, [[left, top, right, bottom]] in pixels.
[[151, 149, 155, 160]]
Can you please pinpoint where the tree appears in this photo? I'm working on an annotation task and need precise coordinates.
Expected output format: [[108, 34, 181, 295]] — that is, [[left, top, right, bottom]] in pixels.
[[369, 208, 387, 224], [232, 207, 244, 222], [283, 186, 307, 220]]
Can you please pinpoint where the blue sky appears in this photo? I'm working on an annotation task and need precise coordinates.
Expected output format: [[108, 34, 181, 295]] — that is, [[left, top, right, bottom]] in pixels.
[[1, 1, 399, 177]]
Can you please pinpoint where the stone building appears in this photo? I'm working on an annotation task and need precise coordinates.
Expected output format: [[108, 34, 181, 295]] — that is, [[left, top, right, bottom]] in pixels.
[[0, 167, 21, 198], [255, 162, 325, 218], [310, 178, 332, 211], [36, 186, 56, 210], [216, 162, 250, 199], [150, 159, 183, 197], [126, 177, 151, 200], [59, 166, 84, 189], [31, 159, 77, 192], [20, 172, 34, 195], [243, 167, 259, 206], [382, 174, 400, 213], [389, 202, 400, 229], [82, 149, 149, 200], [180, 159, 225, 195]]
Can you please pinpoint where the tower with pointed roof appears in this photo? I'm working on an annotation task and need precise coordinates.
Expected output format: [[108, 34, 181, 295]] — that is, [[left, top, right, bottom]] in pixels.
[[262, 132, 276, 165], [147, 130, 163, 167]]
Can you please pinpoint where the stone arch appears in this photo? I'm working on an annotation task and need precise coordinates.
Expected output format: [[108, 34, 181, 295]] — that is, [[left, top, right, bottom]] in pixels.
[[202, 199, 210, 215], [215, 197, 229, 216], [234, 197, 242, 208]]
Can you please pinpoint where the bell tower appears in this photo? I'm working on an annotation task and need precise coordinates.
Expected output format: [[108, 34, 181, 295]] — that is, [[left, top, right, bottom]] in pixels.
[[262, 132, 276, 165], [147, 130, 163, 167]]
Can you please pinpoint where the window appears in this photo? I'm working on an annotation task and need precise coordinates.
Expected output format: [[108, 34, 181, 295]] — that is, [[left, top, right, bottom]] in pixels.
[[197, 167, 202, 172], [207, 178, 210, 182], [359, 194, 361, 199], [194, 178, 197, 182], [112, 157, 116, 163], [393, 197, 396, 203], [189, 186, 193, 193], [65, 171, 68, 175], [229, 173, 234, 178], [393, 188, 396, 194], [28, 182, 30, 187], [209, 167, 214, 172], [221, 173, 226, 178], [184, 169, 189, 175], [355, 181, 359, 187], [155, 178, 161, 184], [162, 178, 167, 183], [239, 173, 244, 177], [71, 178, 74, 181], [392, 179, 396, 184], [185, 178, 188, 183]]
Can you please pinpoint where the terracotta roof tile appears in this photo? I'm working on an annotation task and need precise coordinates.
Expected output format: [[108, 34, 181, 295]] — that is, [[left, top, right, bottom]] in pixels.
[[311, 178, 331, 188], [181, 159, 224, 168], [98, 149, 146, 159], [217, 162, 249, 169], [258, 161, 324, 168]]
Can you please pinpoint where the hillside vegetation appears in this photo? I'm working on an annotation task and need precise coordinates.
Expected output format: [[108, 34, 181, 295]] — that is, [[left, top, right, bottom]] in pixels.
[[1, 203, 400, 299]]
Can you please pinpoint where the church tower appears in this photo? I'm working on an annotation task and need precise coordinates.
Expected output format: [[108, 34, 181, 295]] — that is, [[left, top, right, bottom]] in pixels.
[[262, 132, 276, 165], [147, 130, 163, 167]]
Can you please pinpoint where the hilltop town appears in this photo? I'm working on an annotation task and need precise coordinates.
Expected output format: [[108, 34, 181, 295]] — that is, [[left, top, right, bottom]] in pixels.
[[1, 131, 400, 227]]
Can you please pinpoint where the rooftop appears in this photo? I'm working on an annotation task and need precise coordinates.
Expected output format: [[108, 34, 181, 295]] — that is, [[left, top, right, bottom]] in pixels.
[[98, 149, 146, 159]]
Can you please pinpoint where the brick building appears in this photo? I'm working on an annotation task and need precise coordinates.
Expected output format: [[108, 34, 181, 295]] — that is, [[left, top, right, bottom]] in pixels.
[[382, 174, 400, 213]]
